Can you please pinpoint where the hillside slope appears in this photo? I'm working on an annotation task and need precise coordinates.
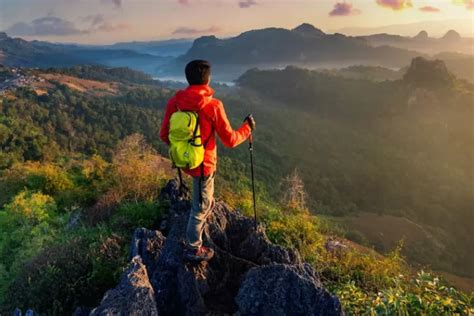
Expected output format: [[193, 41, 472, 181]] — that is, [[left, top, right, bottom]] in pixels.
[[222, 58, 473, 278]]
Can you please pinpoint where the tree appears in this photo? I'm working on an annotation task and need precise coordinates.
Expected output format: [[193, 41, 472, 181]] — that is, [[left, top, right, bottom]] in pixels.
[[280, 169, 307, 213]]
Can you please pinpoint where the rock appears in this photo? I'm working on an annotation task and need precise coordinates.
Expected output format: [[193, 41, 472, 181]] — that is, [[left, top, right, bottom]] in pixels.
[[91, 179, 343, 315], [73, 306, 91, 316], [236, 263, 343, 316], [324, 238, 348, 255], [90, 256, 158, 316], [130, 228, 166, 275]]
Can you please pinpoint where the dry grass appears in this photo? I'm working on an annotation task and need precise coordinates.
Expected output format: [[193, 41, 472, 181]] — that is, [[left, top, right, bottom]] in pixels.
[[38, 73, 119, 95]]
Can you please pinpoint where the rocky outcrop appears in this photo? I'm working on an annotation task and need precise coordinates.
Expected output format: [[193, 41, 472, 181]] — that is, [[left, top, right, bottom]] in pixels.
[[403, 57, 454, 90], [90, 180, 343, 315], [90, 257, 158, 316]]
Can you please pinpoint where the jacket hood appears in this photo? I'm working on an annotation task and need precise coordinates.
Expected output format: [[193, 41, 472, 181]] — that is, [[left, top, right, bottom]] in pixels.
[[175, 85, 214, 111]]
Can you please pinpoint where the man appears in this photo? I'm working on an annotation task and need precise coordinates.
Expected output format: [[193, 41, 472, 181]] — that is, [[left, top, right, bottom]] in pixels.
[[160, 60, 256, 261]]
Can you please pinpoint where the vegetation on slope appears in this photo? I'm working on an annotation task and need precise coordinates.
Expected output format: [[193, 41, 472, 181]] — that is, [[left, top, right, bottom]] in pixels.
[[226, 60, 473, 278], [0, 64, 473, 314]]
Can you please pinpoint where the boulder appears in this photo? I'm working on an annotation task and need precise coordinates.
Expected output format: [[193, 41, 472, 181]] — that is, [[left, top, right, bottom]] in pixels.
[[236, 263, 343, 316]]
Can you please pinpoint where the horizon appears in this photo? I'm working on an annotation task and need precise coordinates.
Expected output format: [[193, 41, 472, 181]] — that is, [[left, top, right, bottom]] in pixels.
[[1, 19, 473, 47], [0, 0, 473, 44]]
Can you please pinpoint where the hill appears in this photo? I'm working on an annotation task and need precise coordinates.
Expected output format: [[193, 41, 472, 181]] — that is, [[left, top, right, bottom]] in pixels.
[[358, 30, 474, 54], [0, 65, 473, 314], [175, 23, 423, 68], [226, 58, 473, 278], [103, 38, 193, 57], [0, 32, 170, 73]]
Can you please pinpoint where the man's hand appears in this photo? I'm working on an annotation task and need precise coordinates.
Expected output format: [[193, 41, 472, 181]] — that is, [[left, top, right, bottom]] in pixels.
[[244, 114, 256, 131]]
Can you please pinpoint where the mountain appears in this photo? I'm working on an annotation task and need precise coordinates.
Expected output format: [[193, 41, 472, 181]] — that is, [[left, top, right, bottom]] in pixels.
[[358, 30, 474, 54], [103, 39, 193, 57], [0, 32, 171, 73], [333, 19, 474, 38], [174, 24, 422, 69], [413, 30, 429, 41]]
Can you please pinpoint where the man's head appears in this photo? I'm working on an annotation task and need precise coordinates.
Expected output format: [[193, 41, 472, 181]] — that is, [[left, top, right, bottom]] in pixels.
[[185, 60, 211, 85]]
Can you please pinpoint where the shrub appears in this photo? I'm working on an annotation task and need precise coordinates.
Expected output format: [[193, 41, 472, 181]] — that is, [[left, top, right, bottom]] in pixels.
[[111, 201, 166, 231], [4, 191, 57, 225], [333, 272, 473, 315], [2, 229, 127, 315], [94, 134, 167, 211], [266, 211, 324, 264], [19, 162, 74, 194]]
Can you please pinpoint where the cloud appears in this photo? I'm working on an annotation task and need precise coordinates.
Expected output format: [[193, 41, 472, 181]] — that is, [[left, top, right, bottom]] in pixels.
[[172, 26, 221, 35], [239, 0, 258, 8], [96, 22, 130, 32], [376, 0, 413, 10], [101, 0, 122, 8], [419, 5, 440, 12], [82, 13, 106, 27], [83, 14, 131, 32], [5, 16, 85, 36], [453, 0, 474, 10], [329, 2, 361, 16]]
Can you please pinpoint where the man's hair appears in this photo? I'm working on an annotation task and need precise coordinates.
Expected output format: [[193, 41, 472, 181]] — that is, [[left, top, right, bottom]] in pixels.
[[185, 60, 211, 85]]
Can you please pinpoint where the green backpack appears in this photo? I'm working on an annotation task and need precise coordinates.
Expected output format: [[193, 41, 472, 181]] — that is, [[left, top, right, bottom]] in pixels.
[[168, 110, 204, 169]]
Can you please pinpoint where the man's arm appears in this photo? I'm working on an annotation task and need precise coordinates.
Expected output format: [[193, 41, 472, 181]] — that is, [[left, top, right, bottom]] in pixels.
[[214, 101, 251, 148], [159, 97, 177, 145]]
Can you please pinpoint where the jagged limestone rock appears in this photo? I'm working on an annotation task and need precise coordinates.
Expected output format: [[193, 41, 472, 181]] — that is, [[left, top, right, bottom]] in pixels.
[[90, 256, 158, 316], [90, 180, 343, 315], [236, 263, 343, 316]]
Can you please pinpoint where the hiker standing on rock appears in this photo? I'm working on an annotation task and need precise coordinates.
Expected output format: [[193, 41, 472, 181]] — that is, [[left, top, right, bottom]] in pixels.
[[160, 60, 256, 261]]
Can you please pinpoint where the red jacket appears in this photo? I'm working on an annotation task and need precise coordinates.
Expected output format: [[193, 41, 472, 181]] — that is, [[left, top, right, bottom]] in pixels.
[[160, 84, 251, 177]]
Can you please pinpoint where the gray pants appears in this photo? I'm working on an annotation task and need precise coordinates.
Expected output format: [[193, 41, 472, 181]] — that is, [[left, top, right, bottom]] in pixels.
[[186, 173, 215, 249]]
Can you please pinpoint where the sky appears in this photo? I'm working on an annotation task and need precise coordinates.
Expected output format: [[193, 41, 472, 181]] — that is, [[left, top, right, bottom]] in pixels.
[[0, 0, 472, 44]]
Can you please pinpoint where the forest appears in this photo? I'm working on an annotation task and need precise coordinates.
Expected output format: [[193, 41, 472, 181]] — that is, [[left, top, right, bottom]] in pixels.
[[0, 62, 473, 314]]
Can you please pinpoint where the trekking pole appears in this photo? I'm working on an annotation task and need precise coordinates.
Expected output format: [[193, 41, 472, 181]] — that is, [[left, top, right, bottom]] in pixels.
[[248, 132, 257, 231]]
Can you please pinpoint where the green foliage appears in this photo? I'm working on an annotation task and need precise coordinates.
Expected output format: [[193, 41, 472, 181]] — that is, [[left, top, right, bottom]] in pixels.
[[0, 81, 171, 166], [45, 65, 156, 84], [224, 66, 474, 277], [226, 185, 474, 314], [4, 190, 57, 224], [111, 201, 165, 231], [4, 227, 127, 315], [334, 272, 473, 315], [0, 136, 171, 314], [266, 211, 324, 264], [0, 191, 64, 307]]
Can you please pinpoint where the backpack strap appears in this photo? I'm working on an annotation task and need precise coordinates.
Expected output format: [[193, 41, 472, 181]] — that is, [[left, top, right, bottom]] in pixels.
[[198, 125, 214, 205], [190, 112, 202, 147]]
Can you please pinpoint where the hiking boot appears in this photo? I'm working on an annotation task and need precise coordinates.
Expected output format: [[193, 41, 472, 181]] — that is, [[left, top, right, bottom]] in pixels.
[[184, 246, 215, 262]]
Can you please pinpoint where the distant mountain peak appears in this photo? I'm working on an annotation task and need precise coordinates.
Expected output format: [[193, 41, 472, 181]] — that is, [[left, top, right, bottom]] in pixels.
[[413, 30, 429, 40], [0, 32, 8, 40], [292, 23, 325, 36], [442, 30, 461, 41]]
